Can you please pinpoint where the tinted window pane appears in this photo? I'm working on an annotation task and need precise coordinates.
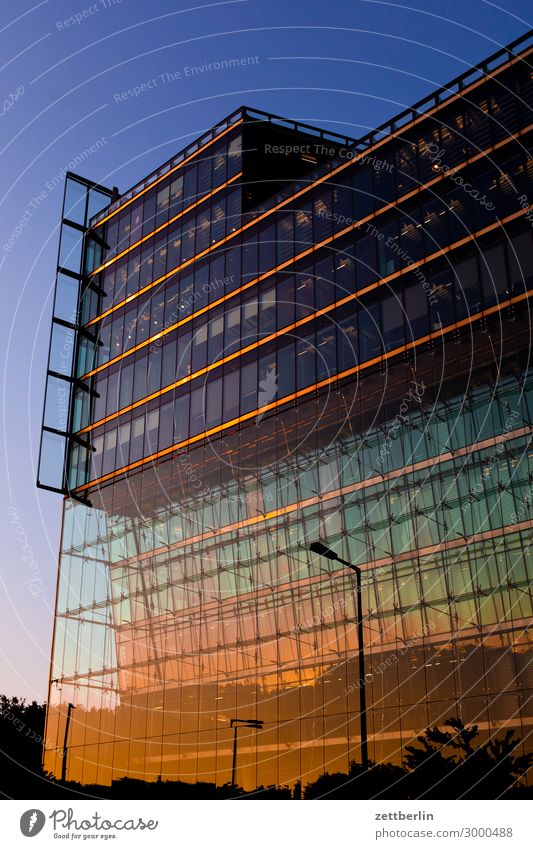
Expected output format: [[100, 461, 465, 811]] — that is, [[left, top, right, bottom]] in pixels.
[[59, 224, 84, 272], [64, 179, 87, 225], [54, 273, 78, 324]]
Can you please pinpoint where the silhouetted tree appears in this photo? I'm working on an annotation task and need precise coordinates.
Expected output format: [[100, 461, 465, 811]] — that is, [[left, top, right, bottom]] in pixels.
[[0, 695, 49, 797], [404, 717, 533, 798], [304, 760, 408, 799]]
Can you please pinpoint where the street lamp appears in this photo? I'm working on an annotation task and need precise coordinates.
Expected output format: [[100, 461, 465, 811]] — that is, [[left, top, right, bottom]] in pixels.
[[309, 541, 369, 771], [229, 718, 264, 788], [61, 702, 75, 783]]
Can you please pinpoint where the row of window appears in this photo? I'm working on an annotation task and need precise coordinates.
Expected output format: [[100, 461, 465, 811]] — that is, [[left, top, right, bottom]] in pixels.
[[82, 145, 532, 375], [84, 97, 532, 336], [99, 132, 242, 260], [71, 384, 533, 575], [82, 187, 242, 326], [69, 237, 531, 486], [250, 63, 533, 222], [73, 226, 533, 434]]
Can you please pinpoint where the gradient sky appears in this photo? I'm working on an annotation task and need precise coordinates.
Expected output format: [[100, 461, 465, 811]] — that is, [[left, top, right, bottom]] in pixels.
[[1, 0, 531, 704]]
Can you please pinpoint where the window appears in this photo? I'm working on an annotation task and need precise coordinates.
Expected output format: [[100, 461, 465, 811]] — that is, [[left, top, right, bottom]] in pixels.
[[295, 267, 314, 319], [315, 256, 334, 310], [161, 339, 177, 387], [259, 287, 276, 335], [126, 252, 141, 297], [146, 347, 162, 395], [352, 166, 373, 218], [296, 332, 315, 390], [313, 192, 332, 241], [116, 422, 130, 467], [133, 355, 147, 401], [167, 226, 182, 269], [335, 252, 356, 298], [258, 352, 278, 410], [153, 239, 167, 280], [164, 279, 179, 324], [454, 255, 481, 318], [145, 409, 159, 454], [395, 142, 418, 198], [178, 273, 193, 318], [337, 309, 358, 372], [294, 204, 313, 247], [59, 225, 83, 272], [228, 134, 241, 177], [90, 435, 104, 481], [130, 415, 145, 461], [276, 341, 296, 398], [139, 245, 154, 288], [359, 299, 381, 361], [211, 199, 226, 244], [481, 243, 508, 306], [404, 279, 429, 339], [208, 313, 224, 362], [277, 213, 294, 264], [223, 369, 240, 420], [193, 261, 209, 310], [119, 362, 134, 407], [93, 375, 107, 422], [181, 214, 195, 261], [158, 401, 174, 449], [150, 291, 165, 335], [142, 192, 156, 236], [242, 297, 258, 344], [183, 164, 198, 205], [212, 141, 227, 186], [224, 306, 241, 354], [277, 274, 295, 326], [170, 174, 184, 216], [156, 184, 170, 228], [206, 377, 223, 428], [259, 224, 276, 274], [64, 178, 87, 225], [177, 329, 192, 378], [189, 386, 205, 435], [420, 199, 446, 257], [241, 361, 257, 414], [107, 370, 120, 413], [130, 199, 143, 242], [197, 156, 212, 196], [191, 323, 207, 371], [97, 321, 111, 364], [117, 210, 131, 248], [242, 235, 258, 281], [430, 267, 455, 328], [355, 234, 377, 287], [196, 210, 211, 253], [136, 307, 151, 344], [507, 230, 533, 294], [381, 291, 404, 351], [377, 218, 399, 277], [174, 393, 190, 442], [316, 322, 336, 381]]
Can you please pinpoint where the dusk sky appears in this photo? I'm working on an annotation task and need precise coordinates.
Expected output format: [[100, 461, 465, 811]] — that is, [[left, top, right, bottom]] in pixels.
[[1, 0, 531, 704]]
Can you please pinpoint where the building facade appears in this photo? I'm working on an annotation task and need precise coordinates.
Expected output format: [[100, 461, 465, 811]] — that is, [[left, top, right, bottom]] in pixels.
[[38, 31, 533, 789]]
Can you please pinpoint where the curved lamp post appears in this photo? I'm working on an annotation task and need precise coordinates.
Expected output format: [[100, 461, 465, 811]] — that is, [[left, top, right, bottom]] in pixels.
[[309, 541, 368, 771]]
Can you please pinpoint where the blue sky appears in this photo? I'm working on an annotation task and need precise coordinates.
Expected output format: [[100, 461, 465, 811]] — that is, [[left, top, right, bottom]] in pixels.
[[1, 0, 531, 703]]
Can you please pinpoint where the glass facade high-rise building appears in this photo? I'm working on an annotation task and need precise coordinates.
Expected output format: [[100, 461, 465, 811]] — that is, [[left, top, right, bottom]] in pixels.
[[38, 31, 533, 789]]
